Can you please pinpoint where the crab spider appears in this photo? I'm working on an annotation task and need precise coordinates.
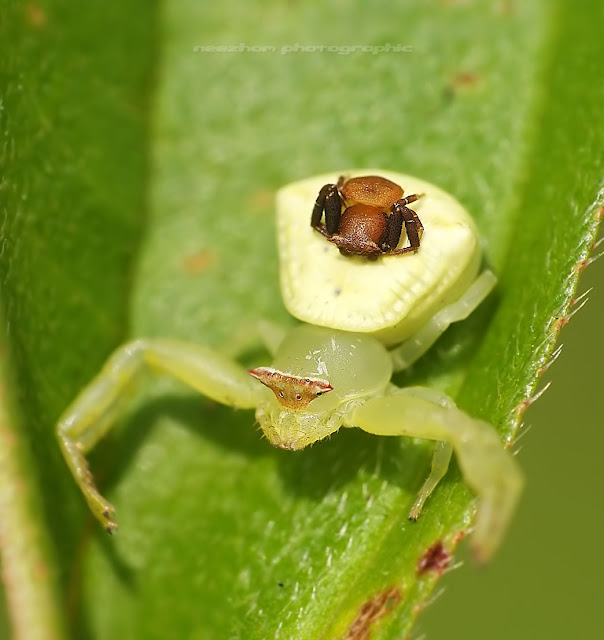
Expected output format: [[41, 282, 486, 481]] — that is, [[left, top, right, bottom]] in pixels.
[[57, 170, 523, 562]]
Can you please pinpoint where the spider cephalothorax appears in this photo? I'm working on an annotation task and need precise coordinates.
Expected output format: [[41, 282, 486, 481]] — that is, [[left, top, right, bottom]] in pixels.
[[311, 175, 424, 258]]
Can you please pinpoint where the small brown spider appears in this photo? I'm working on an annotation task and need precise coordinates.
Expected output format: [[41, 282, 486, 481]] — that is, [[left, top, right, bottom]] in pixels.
[[310, 175, 424, 258]]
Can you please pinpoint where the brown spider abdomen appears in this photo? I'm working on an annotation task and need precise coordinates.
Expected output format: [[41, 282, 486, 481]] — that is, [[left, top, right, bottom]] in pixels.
[[339, 205, 388, 246], [341, 176, 404, 209]]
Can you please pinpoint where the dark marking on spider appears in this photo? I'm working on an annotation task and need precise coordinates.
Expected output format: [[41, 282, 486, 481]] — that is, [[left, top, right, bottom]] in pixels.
[[248, 366, 333, 410]]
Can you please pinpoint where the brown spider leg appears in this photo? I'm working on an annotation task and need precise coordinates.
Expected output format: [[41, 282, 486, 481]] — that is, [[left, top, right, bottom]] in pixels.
[[311, 183, 335, 228], [399, 192, 422, 207], [324, 188, 344, 234], [313, 225, 333, 240], [311, 183, 342, 235], [386, 202, 424, 255], [381, 206, 403, 252]]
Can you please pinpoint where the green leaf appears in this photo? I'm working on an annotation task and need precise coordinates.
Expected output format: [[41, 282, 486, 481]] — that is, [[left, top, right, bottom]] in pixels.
[[1, 1, 602, 639]]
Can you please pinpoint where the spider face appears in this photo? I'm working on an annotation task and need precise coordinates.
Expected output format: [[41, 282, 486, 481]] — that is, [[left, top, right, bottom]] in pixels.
[[310, 175, 424, 258]]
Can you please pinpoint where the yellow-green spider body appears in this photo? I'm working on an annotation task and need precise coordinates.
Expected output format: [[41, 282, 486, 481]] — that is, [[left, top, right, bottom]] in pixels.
[[57, 170, 522, 563]]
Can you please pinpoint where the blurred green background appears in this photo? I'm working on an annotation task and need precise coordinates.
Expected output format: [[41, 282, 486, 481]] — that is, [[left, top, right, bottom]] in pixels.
[[421, 253, 604, 639]]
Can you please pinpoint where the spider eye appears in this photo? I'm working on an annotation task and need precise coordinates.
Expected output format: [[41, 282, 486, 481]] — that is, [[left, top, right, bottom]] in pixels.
[[316, 392, 322, 396], [295, 394, 302, 400], [279, 392, 284, 397]]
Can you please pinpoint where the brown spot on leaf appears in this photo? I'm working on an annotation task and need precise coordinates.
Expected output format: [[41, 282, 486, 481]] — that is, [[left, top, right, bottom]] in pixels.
[[553, 315, 570, 332], [439, 0, 473, 6], [496, 0, 515, 16], [573, 258, 589, 276], [342, 586, 402, 640], [451, 530, 466, 546], [249, 189, 274, 210], [443, 70, 480, 102], [417, 541, 450, 577], [25, 3, 47, 27], [182, 250, 214, 274], [451, 71, 479, 90]]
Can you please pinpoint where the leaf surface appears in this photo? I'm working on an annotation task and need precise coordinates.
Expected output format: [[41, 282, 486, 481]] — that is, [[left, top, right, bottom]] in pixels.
[[1, 1, 602, 639]]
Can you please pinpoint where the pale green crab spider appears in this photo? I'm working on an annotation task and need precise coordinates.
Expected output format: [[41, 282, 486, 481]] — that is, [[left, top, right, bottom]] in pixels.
[[57, 170, 522, 562]]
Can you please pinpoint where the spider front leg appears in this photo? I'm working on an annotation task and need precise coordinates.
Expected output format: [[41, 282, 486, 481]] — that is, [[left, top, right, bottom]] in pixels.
[[390, 270, 497, 370], [57, 338, 261, 531], [311, 182, 343, 235], [348, 389, 523, 562], [393, 386, 456, 520], [383, 196, 424, 255]]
